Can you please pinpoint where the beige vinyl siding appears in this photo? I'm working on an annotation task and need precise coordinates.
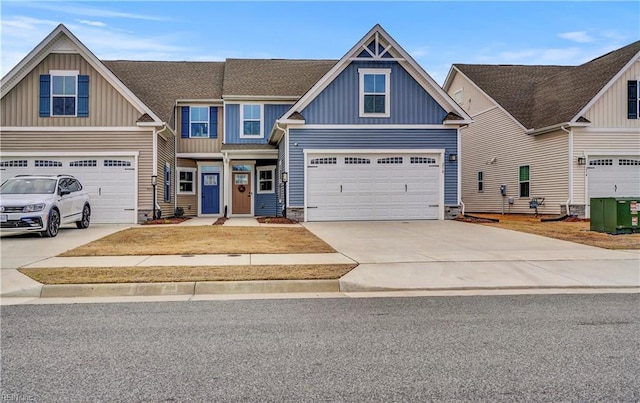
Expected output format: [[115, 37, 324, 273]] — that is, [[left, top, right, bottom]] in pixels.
[[0, 130, 154, 210], [157, 130, 176, 217], [1, 53, 142, 127], [177, 106, 223, 153], [176, 158, 198, 216], [447, 71, 497, 117], [572, 128, 640, 204], [584, 60, 640, 128], [460, 108, 568, 215]]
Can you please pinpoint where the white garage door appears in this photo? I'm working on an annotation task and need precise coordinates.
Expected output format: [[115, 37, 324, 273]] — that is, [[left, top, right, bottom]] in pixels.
[[306, 152, 441, 221], [0, 156, 137, 224], [588, 156, 640, 198]]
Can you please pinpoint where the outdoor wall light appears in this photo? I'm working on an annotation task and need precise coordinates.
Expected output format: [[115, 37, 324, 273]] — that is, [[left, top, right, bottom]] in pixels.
[[151, 175, 158, 186], [577, 157, 586, 165], [281, 172, 288, 183], [448, 153, 457, 162]]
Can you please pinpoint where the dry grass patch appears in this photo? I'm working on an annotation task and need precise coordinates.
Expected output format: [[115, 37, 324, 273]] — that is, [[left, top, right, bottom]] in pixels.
[[60, 226, 335, 256], [462, 214, 640, 250], [19, 264, 357, 284]]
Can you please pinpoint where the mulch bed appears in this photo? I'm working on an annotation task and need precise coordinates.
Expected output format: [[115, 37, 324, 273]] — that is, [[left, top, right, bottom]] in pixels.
[[143, 217, 191, 225], [213, 217, 227, 225], [256, 216, 299, 224], [454, 215, 499, 223]]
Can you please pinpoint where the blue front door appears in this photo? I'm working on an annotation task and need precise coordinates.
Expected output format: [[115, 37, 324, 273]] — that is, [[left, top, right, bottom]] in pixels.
[[201, 173, 220, 214]]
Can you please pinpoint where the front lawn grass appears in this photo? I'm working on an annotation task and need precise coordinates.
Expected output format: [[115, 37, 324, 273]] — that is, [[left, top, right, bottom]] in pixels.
[[462, 213, 640, 250], [60, 226, 335, 256], [19, 264, 358, 284]]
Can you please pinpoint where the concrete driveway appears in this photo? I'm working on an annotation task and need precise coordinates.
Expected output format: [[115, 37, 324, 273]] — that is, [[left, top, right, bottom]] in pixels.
[[303, 220, 640, 291], [1, 224, 131, 269]]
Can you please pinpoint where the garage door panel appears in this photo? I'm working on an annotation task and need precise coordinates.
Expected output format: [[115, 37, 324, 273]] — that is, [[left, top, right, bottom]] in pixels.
[[1, 156, 136, 224], [588, 156, 640, 199], [307, 152, 441, 221]]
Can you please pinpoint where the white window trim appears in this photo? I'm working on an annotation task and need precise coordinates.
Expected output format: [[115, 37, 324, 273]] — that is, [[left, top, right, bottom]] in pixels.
[[358, 68, 391, 118], [50, 70, 79, 117], [240, 103, 264, 138], [189, 106, 209, 138], [177, 167, 197, 195], [256, 165, 275, 194]]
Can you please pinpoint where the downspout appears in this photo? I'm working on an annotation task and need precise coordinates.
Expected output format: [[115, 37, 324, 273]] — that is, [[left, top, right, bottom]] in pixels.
[[154, 123, 169, 215], [275, 121, 287, 217], [561, 125, 572, 215]]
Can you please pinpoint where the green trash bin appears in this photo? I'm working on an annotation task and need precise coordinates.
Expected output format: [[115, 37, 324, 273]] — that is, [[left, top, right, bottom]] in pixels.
[[590, 197, 640, 234]]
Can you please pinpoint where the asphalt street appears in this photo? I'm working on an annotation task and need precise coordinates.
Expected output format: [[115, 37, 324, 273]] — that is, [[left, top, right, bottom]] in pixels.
[[2, 294, 639, 402]]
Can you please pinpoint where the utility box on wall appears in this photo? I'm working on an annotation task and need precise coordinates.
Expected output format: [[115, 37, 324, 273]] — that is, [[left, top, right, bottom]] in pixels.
[[590, 197, 640, 234]]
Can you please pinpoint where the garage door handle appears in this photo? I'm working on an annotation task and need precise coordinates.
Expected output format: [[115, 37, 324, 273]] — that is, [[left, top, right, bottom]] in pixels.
[[99, 187, 101, 196], [340, 185, 342, 193], [405, 184, 407, 192]]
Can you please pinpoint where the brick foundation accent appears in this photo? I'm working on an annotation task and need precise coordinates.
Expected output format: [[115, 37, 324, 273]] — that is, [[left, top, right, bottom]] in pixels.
[[286, 207, 304, 222], [560, 204, 586, 218], [445, 205, 461, 220]]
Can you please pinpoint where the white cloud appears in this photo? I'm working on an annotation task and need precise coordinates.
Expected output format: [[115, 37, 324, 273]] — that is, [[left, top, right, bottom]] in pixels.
[[77, 20, 107, 27], [558, 31, 594, 43], [20, 2, 168, 22]]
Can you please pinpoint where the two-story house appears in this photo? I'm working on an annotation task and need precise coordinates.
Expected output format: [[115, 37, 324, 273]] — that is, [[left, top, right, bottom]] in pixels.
[[443, 41, 640, 218], [1, 24, 470, 224]]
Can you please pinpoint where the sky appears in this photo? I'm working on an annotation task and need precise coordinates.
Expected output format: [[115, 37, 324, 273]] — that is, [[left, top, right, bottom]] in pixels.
[[1, 1, 639, 85]]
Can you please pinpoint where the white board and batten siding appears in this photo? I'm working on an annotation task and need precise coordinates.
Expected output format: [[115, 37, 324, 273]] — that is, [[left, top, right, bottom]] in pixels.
[[0, 154, 138, 224], [304, 149, 444, 221]]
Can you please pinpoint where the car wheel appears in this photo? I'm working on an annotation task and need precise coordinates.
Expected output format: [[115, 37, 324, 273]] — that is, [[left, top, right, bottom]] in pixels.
[[42, 209, 60, 238], [76, 204, 91, 229]]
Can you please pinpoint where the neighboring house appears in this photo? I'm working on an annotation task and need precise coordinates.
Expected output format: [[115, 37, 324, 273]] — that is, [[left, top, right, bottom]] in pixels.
[[1, 24, 470, 223], [443, 41, 640, 218]]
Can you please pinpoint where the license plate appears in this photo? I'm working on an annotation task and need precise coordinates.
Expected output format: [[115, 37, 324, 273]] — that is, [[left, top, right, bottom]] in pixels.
[[0, 214, 7, 223]]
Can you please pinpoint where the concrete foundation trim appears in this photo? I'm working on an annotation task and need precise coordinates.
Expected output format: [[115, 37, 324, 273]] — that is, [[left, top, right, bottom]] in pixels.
[[195, 279, 339, 294]]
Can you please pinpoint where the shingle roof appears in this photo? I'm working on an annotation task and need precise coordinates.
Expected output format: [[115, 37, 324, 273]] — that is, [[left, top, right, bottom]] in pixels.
[[222, 59, 337, 97], [455, 40, 640, 130], [103, 61, 225, 125]]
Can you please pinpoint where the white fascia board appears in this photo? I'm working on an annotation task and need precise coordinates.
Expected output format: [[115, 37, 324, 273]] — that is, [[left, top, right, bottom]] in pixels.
[[297, 124, 450, 130], [1, 151, 139, 157], [573, 50, 640, 121], [443, 119, 473, 125], [442, 66, 458, 91], [222, 95, 298, 103], [176, 99, 224, 104], [303, 148, 444, 155], [453, 67, 529, 132], [177, 153, 224, 159], [0, 24, 162, 124], [0, 126, 150, 132], [137, 122, 166, 127], [223, 151, 278, 159]]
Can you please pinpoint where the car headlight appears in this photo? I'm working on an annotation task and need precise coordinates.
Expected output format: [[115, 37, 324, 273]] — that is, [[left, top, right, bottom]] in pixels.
[[23, 204, 46, 212]]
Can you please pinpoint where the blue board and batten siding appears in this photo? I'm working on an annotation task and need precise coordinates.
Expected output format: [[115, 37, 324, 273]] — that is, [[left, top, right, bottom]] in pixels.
[[288, 128, 458, 206], [225, 104, 292, 143], [301, 61, 447, 125]]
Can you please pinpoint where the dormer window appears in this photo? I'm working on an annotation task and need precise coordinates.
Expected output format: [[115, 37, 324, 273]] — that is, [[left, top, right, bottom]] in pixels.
[[359, 68, 390, 117]]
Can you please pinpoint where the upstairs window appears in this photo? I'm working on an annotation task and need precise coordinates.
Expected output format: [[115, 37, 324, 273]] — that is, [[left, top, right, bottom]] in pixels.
[[359, 68, 390, 117], [52, 74, 76, 116], [628, 80, 639, 119], [190, 107, 209, 138], [40, 71, 89, 117], [519, 165, 530, 198], [241, 104, 263, 138], [478, 171, 484, 192]]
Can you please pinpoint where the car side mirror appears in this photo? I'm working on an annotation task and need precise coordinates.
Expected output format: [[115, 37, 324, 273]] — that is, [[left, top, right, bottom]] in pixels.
[[59, 189, 71, 196]]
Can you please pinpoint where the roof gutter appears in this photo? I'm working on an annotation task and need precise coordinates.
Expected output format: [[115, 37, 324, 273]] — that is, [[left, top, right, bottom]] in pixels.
[[527, 121, 590, 136]]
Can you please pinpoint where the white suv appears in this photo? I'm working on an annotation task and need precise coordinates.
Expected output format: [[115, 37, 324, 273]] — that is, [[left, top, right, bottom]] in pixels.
[[0, 175, 91, 237]]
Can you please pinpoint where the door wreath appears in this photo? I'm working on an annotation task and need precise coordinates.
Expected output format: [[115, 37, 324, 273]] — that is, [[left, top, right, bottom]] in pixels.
[[237, 185, 246, 193]]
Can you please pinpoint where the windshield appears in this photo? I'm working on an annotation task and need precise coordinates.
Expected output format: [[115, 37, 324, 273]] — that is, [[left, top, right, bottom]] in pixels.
[[0, 178, 57, 194]]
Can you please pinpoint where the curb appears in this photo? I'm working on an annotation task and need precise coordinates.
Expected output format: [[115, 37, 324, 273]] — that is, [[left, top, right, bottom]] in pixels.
[[37, 279, 340, 298]]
